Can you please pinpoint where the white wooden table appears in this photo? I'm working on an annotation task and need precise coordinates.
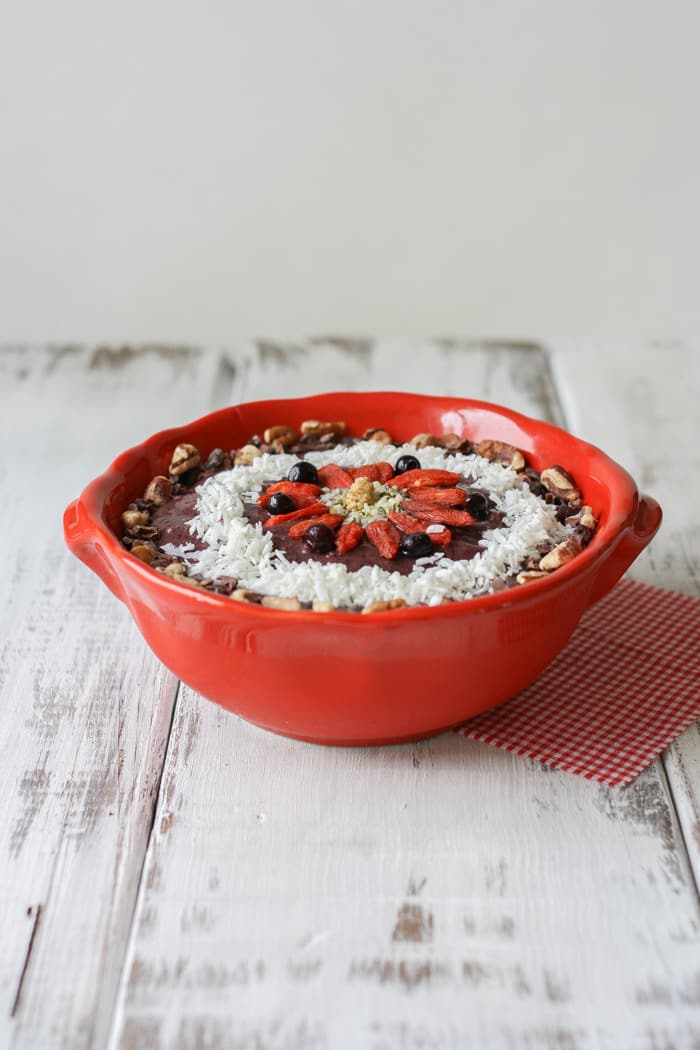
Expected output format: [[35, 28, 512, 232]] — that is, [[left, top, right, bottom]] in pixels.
[[1, 340, 698, 1050]]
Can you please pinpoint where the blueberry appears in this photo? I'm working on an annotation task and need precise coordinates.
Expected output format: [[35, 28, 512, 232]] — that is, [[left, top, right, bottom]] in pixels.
[[395, 455, 420, 475], [268, 492, 294, 514], [465, 491, 489, 521], [288, 461, 319, 484], [400, 532, 433, 558], [303, 523, 335, 553]]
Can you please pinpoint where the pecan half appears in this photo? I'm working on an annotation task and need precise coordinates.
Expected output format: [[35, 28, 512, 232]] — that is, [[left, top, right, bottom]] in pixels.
[[476, 439, 526, 471], [169, 443, 200, 476], [540, 465, 581, 503]]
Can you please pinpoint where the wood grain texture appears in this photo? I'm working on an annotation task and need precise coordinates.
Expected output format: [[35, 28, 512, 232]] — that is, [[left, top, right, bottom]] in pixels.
[[0, 346, 222, 1050], [551, 339, 700, 893], [107, 341, 700, 1050]]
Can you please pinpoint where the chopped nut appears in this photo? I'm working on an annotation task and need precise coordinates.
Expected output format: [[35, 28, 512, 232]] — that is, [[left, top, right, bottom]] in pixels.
[[261, 596, 302, 611], [361, 599, 408, 614], [476, 439, 526, 471], [263, 425, 297, 447], [363, 427, 393, 445], [346, 476, 375, 510], [204, 448, 226, 471], [523, 468, 545, 495], [516, 570, 549, 585], [231, 588, 262, 603], [209, 576, 238, 595], [127, 524, 158, 540], [409, 433, 442, 449], [578, 505, 597, 530], [312, 600, 336, 612], [169, 443, 200, 476], [300, 420, 346, 437], [157, 562, 201, 587], [162, 561, 185, 577], [121, 506, 150, 529], [178, 575, 203, 588], [563, 503, 595, 530], [438, 433, 464, 450], [234, 444, 263, 466], [150, 553, 176, 569], [130, 543, 156, 564], [539, 539, 581, 572], [540, 465, 581, 503], [574, 524, 595, 547], [144, 475, 172, 506]]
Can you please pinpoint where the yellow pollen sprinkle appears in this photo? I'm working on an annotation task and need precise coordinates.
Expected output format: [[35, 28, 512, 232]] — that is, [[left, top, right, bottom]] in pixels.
[[345, 476, 375, 510]]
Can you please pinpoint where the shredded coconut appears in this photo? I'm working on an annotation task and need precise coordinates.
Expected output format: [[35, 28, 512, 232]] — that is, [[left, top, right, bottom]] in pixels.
[[185, 440, 571, 607]]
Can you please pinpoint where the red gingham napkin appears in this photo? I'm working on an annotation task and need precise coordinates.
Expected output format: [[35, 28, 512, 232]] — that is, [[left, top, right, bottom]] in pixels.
[[457, 579, 700, 786]]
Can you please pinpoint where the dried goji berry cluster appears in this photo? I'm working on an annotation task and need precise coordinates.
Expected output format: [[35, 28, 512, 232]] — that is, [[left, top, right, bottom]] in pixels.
[[257, 460, 479, 560]]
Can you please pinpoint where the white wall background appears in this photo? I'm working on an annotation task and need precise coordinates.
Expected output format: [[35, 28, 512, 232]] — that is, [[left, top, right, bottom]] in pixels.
[[1, 1, 698, 342]]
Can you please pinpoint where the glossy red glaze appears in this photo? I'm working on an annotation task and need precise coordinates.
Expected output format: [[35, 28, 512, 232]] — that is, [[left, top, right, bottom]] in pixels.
[[63, 392, 662, 745]]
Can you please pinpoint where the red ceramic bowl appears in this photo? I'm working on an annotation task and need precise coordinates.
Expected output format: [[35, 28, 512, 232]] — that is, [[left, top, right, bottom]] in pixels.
[[64, 392, 661, 745]]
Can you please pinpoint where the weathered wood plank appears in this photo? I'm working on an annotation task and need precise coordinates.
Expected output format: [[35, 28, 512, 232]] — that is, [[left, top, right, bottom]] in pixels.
[[111, 341, 700, 1050], [550, 339, 700, 893], [0, 346, 222, 1050]]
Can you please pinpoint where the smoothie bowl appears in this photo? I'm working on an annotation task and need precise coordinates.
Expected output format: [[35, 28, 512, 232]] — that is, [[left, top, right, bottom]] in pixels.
[[63, 392, 661, 745]]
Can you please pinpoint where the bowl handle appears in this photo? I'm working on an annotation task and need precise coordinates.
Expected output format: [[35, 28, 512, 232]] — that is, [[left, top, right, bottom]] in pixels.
[[63, 499, 127, 604], [587, 492, 662, 607]]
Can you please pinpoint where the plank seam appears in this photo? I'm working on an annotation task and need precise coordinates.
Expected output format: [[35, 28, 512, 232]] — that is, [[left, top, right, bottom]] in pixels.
[[104, 680, 184, 1049], [10, 905, 43, 1020], [659, 751, 700, 903]]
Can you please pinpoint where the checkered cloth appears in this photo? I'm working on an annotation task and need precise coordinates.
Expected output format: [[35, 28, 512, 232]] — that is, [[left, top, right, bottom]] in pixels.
[[457, 578, 700, 786]]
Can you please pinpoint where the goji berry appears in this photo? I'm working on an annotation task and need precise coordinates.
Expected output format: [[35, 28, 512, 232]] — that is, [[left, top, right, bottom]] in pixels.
[[388, 468, 461, 490], [365, 519, 401, 559], [263, 502, 328, 528], [403, 502, 475, 527], [260, 481, 322, 508], [335, 521, 364, 553], [388, 511, 452, 547], [288, 514, 343, 539], [388, 511, 426, 533], [317, 464, 353, 489], [426, 526, 452, 546], [410, 487, 467, 507], [347, 462, 394, 484]]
